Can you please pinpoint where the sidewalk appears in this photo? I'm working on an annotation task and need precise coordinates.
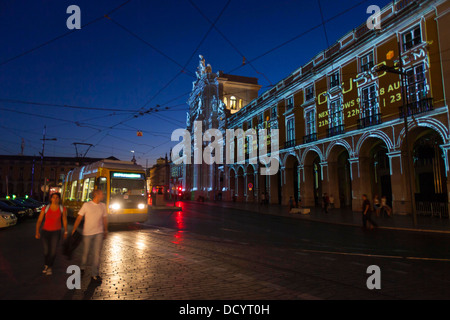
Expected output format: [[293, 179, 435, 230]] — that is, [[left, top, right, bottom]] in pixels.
[[191, 200, 450, 234]]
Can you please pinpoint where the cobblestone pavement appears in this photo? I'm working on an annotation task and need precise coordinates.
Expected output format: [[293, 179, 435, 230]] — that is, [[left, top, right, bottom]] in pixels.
[[1, 203, 450, 300]]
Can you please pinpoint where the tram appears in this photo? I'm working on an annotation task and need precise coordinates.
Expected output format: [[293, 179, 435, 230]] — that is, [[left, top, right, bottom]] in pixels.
[[62, 159, 148, 223]]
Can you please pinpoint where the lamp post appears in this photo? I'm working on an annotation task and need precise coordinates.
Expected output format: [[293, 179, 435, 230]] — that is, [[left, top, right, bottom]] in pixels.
[[376, 44, 417, 226]]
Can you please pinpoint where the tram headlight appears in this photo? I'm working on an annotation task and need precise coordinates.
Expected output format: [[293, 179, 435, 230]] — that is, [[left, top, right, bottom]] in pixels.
[[138, 203, 145, 210], [110, 203, 121, 210]]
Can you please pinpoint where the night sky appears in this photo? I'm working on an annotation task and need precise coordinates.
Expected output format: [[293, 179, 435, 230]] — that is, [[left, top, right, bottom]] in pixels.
[[0, 0, 391, 167]]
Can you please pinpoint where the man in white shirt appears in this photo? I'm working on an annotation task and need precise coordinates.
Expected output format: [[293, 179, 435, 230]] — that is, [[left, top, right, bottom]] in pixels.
[[72, 189, 108, 283]]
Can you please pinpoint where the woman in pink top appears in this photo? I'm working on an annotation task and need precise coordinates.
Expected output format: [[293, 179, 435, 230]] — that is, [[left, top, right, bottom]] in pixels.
[[35, 193, 68, 275]]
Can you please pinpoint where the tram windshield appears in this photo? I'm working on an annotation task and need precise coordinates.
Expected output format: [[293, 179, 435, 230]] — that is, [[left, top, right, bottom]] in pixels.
[[110, 172, 146, 208]]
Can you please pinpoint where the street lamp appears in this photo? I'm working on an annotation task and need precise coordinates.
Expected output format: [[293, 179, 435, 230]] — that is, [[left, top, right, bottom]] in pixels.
[[375, 44, 417, 226]]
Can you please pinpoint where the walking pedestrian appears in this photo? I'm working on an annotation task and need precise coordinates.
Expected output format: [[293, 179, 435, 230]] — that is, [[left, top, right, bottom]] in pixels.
[[71, 189, 108, 283], [373, 194, 381, 217], [329, 194, 335, 209], [322, 193, 329, 213], [35, 192, 68, 275], [362, 194, 378, 230], [381, 196, 392, 217], [288, 196, 295, 213]]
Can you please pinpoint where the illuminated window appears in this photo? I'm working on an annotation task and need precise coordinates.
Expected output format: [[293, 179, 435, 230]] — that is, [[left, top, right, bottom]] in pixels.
[[239, 99, 243, 109], [81, 179, 90, 201], [223, 97, 227, 106], [230, 96, 237, 110], [70, 181, 77, 200], [329, 100, 343, 129], [360, 52, 374, 72], [360, 85, 378, 118], [70, 181, 78, 200], [406, 63, 427, 102], [402, 25, 422, 51]]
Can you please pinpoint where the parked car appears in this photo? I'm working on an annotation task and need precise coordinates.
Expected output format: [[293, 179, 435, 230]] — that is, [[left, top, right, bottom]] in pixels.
[[18, 197, 45, 206], [0, 200, 29, 220], [12, 198, 44, 218], [0, 210, 17, 228]]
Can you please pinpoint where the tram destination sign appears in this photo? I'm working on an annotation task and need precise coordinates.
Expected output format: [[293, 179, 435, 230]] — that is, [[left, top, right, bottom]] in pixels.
[[112, 172, 145, 179]]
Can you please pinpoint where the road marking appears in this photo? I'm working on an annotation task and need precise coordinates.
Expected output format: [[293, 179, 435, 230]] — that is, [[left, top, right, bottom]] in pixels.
[[392, 269, 408, 275], [298, 249, 450, 262], [320, 256, 337, 261], [220, 228, 242, 233]]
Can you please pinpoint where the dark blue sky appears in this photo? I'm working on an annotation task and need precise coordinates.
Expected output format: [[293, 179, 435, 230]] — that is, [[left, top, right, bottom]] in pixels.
[[0, 0, 390, 167]]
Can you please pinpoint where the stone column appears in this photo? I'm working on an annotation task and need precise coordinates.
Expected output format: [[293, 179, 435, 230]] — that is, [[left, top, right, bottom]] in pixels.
[[387, 151, 410, 214], [440, 144, 450, 217], [348, 157, 361, 212], [301, 163, 315, 207]]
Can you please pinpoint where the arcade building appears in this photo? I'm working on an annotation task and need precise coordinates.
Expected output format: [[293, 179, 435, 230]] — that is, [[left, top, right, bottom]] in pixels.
[[182, 0, 450, 218]]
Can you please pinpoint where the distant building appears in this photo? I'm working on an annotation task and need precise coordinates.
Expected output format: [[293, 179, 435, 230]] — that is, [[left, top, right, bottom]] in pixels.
[[0, 155, 119, 199], [183, 55, 261, 201], [147, 155, 170, 197]]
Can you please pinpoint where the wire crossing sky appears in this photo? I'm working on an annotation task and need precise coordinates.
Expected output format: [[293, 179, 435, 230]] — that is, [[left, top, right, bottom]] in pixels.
[[0, 0, 391, 166]]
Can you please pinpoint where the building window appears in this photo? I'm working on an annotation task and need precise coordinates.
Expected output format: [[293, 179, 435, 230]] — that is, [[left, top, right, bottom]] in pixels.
[[358, 85, 381, 129], [403, 63, 432, 116], [305, 85, 315, 101], [230, 96, 237, 110], [406, 63, 427, 102], [328, 100, 344, 137], [305, 109, 316, 136], [360, 85, 378, 118], [286, 118, 295, 148], [402, 25, 422, 52], [286, 96, 294, 111], [329, 100, 343, 128], [239, 99, 243, 109], [223, 97, 227, 107], [329, 72, 340, 89], [258, 113, 264, 124], [360, 52, 374, 72], [271, 106, 277, 119], [304, 109, 317, 143]]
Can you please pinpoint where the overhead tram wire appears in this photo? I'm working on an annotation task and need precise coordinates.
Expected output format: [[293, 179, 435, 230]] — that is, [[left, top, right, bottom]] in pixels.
[[84, 0, 233, 141], [187, 0, 273, 87], [0, 0, 132, 68], [226, 0, 370, 75], [0, 98, 143, 113], [105, 16, 197, 79]]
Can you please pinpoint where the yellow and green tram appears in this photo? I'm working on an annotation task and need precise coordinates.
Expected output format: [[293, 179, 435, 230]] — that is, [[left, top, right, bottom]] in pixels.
[[62, 159, 148, 223]]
